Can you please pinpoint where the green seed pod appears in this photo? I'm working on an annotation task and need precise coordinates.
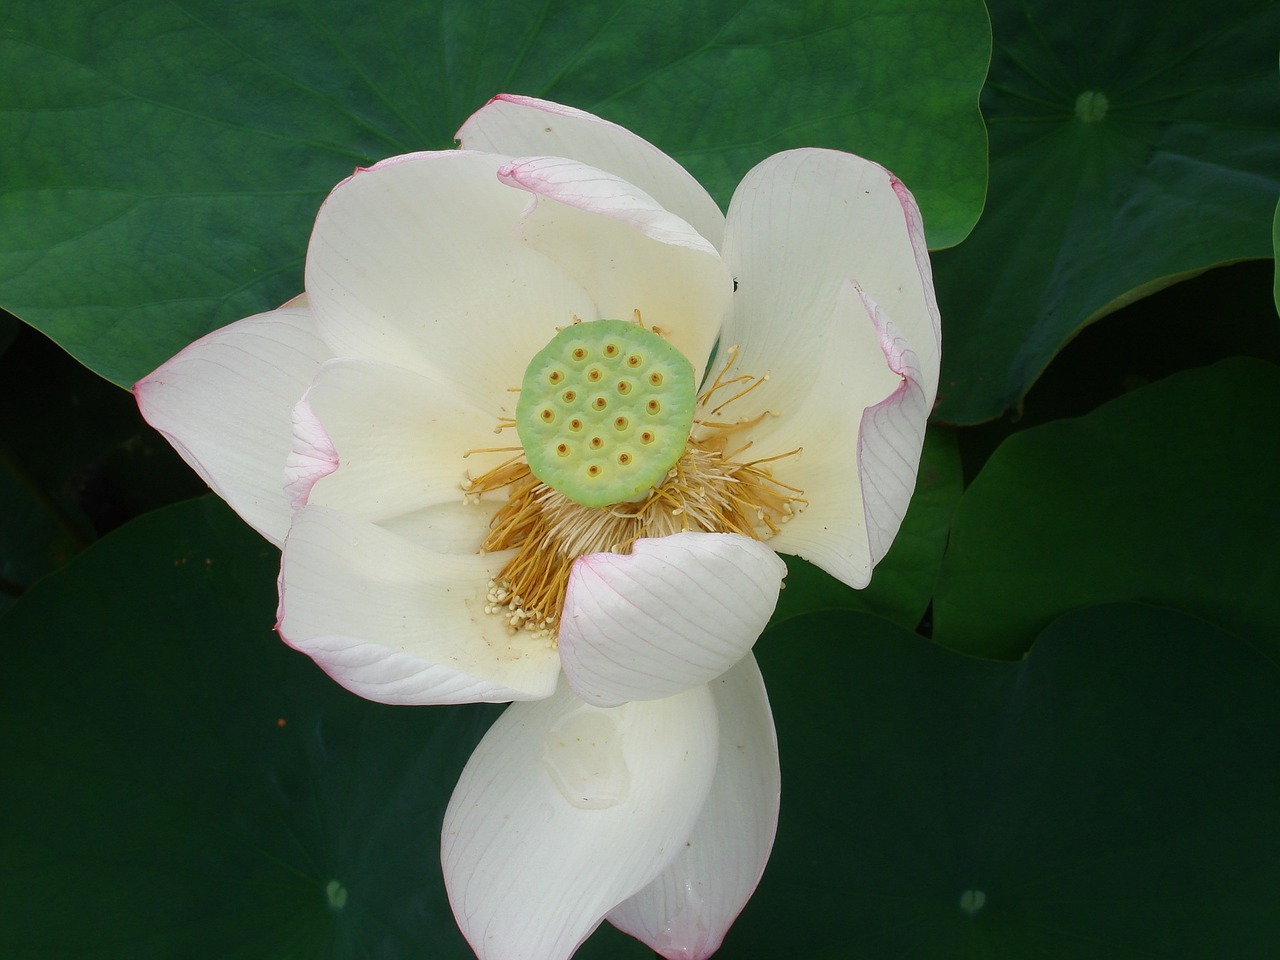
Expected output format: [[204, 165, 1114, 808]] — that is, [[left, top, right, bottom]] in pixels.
[[516, 319, 696, 508]]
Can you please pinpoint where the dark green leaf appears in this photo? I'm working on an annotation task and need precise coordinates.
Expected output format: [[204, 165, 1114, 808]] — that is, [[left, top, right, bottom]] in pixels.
[[0, 0, 988, 389], [932, 0, 1280, 423], [0, 308, 17, 357], [0, 496, 648, 960], [933, 357, 1280, 661], [0, 461, 81, 616], [734, 604, 1280, 959], [0, 322, 206, 608], [1273, 197, 1279, 316]]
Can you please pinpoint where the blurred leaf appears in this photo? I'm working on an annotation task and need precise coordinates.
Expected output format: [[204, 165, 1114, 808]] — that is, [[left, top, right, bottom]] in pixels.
[[0, 462, 81, 616], [0, 0, 989, 390], [735, 604, 1280, 959], [0, 496, 649, 960], [1264, 199, 1274, 320], [774, 426, 961, 630], [0, 322, 205, 608], [0, 308, 17, 357], [932, 0, 1280, 424], [953, 260, 1280, 482], [933, 358, 1280, 661]]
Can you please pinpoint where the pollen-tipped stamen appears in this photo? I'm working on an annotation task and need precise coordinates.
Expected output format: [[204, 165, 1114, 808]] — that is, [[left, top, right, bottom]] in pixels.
[[464, 328, 804, 639]]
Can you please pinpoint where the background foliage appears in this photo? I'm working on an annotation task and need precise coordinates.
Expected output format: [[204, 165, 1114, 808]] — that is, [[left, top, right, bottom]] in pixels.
[[2, 0, 1278, 957]]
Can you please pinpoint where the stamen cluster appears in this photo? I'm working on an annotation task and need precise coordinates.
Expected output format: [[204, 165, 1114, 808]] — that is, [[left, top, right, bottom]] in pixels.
[[463, 348, 805, 640]]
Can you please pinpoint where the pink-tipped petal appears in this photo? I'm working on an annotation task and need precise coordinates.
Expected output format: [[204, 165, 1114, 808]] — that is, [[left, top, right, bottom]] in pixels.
[[457, 94, 725, 249], [558, 533, 786, 707], [305, 151, 597, 413], [609, 655, 780, 960], [277, 506, 559, 704], [715, 149, 941, 586], [283, 394, 338, 511], [856, 290, 930, 566], [722, 149, 940, 411], [442, 680, 720, 960], [498, 156, 730, 378], [737, 281, 913, 587], [891, 176, 942, 368], [133, 296, 331, 546], [500, 156, 720, 255]]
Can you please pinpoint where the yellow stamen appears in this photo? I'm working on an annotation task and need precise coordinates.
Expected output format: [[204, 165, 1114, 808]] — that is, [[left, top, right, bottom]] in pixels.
[[464, 344, 804, 640]]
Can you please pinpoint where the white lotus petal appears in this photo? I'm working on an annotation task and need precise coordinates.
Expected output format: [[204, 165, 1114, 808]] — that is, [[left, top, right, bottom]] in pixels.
[[500, 156, 719, 255], [277, 506, 559, 704], [296, 358, 501, 525], [714, 148, 940, 586], [609, 655, 779, 960], [378, 500, 505, 554], [133, 295, 330, 546], [283, 394, 338, 511], [721, 148, 940, 412], [854, 290, 930, 566], [498, 156, 730, 379], [558, 533, 785, 706], [730, 281, 912, 587], [443, 680, 719, 960], [457, 94, 725, 249], [305, 150, 597, 413]]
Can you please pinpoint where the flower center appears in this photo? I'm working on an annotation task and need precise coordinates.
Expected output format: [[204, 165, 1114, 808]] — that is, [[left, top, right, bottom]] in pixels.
[[515, 318, 696, 508], [464, 321, 804, 642]]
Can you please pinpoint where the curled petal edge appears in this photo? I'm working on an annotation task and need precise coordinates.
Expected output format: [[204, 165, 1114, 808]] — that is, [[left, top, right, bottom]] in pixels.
[[457, 94, 726, 249], [856, 287, 930, 567], [283, 393, 339, 511], [498, 156, 719, 256]]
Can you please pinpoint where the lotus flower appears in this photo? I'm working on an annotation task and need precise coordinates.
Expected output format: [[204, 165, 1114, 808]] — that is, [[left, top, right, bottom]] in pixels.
[[136, 95, 940, 960]]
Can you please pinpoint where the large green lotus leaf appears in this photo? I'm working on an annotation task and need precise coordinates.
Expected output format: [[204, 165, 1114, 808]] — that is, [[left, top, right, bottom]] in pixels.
[[732, 604, 1280, 958], [0, 496, 649, 960], [774, 425, 961, 631], [931, 0, 1280, 424], [0, 0, 988, 390], [933, 357, 1280, 661]]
